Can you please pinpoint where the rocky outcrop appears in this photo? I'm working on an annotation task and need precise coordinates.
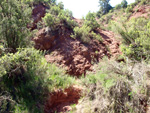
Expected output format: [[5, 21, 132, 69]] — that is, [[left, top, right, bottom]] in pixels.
[[44, 85, 82, 113]]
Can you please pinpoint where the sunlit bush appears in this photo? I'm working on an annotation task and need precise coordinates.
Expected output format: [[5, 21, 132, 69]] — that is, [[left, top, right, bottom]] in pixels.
[[84, 12, 100, 31], [72, 25, 91, 43], [0, 48, 75, 112], [111, 17, 150, 61]]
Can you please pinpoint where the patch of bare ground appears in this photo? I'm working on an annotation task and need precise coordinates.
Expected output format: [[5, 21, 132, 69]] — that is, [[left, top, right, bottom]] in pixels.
[[98, 29, 121, 58], [44, 85, 82, 113], [34, 26, 121, 77], [130, 5, 150, 19]]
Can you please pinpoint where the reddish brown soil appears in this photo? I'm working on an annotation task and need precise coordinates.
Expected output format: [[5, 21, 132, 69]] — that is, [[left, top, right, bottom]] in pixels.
[[44, 85, 82, 113], [98, 29, 121, 57], [30, 3, 47, 30], [33, 26, 121, 77], [130, 5, 150, 19], [32, 4, 121, 113], [31, 4, 121, 76]]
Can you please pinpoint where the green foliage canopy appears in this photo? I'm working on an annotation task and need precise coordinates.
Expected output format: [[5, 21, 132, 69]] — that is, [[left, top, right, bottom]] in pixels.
[[0, 0, 32, 51], [99, 0, 112, 15], [121, 0, 128, 8], [84, 12, 100, 31]]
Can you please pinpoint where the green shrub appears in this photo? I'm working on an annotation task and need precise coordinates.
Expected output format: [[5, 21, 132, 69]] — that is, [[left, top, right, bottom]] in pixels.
[[72, 25, 91, 43], [84, 12, 100, 31], [57, 1, 64, 9], [49, 5, 61, 16], [25, 0, 56, 4], [58, 10, 77, 29], [140, 0, 150, 5], [0, 48, 75, 112], [0, 45, 4, 57], [125, 5, 133, 13], [105, 13, 113, 24], [114, 4, 122, 10], [0, 0, 32, 51], [42, 13, 58, 30], [71, 12, 102, 43], [121, 0, 128, 8], [44, 5, 76, 30], [71, 24, 103, 44], [90, 31, 103, 42], [113, 17, 150, 61]]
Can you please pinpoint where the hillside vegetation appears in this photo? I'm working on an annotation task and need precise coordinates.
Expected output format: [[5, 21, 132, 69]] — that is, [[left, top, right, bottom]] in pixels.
[[0, 0, 150, 113]]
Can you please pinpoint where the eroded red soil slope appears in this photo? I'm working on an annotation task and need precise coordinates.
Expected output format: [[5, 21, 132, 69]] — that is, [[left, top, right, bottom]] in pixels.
[[33, 26, 121, 76], [32, 3, 121, 77], [31, 3, 121, 113], [44, 85, 82, 113]]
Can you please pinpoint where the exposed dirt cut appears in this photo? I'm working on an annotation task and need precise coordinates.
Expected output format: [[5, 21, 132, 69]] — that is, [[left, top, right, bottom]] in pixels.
[[31, 4, 121, 112], [130, 5, 150, 19], [31, 3, 47, 30], [33, 26, 121, 76], [98, 29, 121, 57], [44, 85, 82, 113], [31, 3, 121, 77]]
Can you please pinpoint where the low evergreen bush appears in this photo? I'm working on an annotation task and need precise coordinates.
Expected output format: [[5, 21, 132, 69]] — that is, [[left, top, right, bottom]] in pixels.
[[0, 48, 75, 112], [112, 17, 150, 61]]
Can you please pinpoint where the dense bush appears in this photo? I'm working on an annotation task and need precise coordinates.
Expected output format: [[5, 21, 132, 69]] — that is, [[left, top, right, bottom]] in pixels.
[[0, 45, 4, 57], [71, 23, 102, 44], [58, 1, 64, 9], [111, 17, 150, 61], [58, 9, 77, 29], [25, 0, 56, 5], [72, 25, 91, 43], [0, 48, 75, 112], [43, 4, 76, 30], [121, 0, 128, 8], [71, 12, 101, 43], [140, 0, 150, 5], [125, 5, 133, 13], [0, 0, 32, 51], [43, 13, 58, 30], [114, 4, 122, 10], [49, 5, 61, 16], [84, 12, 100, 31], [114, 0, 128, 10]]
